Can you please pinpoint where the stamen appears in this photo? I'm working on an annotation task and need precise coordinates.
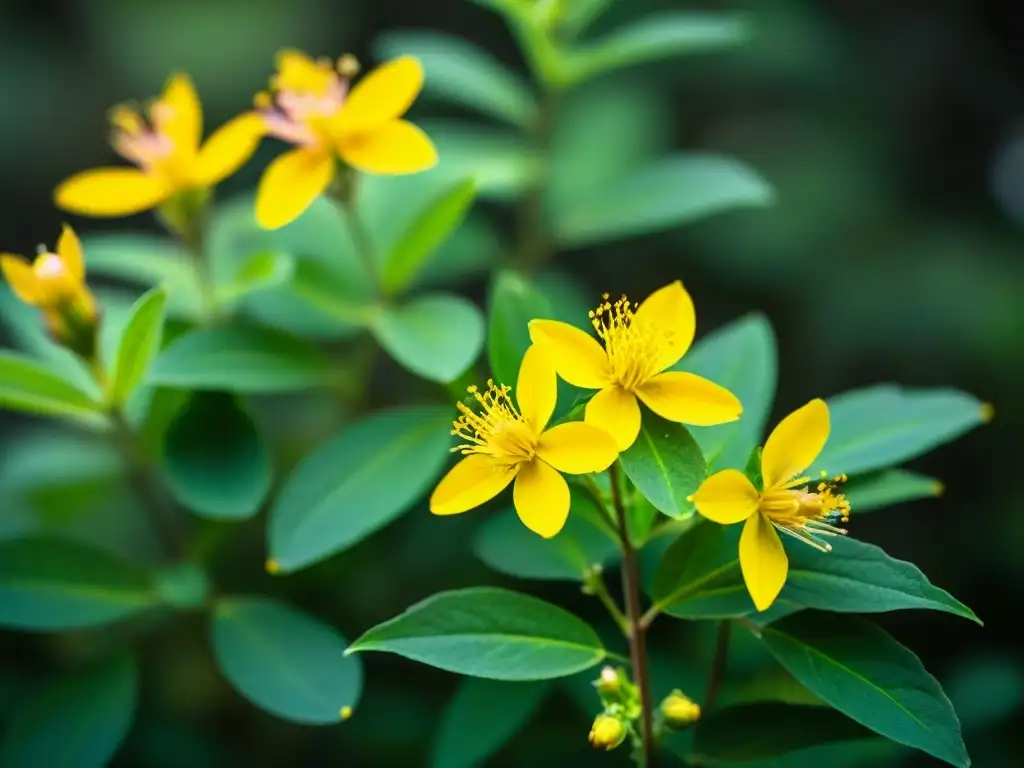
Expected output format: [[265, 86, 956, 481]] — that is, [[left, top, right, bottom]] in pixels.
[[761, 470, 851, 553], [589, 292, 674, 391], [773, 522, 833, 552], [451, 380, 536, 463]]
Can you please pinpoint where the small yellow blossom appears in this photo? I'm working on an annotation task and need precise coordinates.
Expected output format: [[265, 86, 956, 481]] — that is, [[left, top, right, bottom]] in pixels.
[[252, 51, 438, 229], [660, 690, 701, 728], [528, 281, 742, 451], [54, 73, 264, 218], [430, 345, 618, 538], [588, 713, 627, 751], [689, 399, 852, 611]]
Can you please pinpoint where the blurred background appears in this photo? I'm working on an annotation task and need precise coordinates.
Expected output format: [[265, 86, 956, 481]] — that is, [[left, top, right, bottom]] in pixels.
[[1, 0, 1022, 765]]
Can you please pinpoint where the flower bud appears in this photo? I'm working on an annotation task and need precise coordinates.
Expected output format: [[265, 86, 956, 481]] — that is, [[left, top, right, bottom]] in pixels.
[[588, 713, 627, 751], [595, 665, 621, 695], [660, 690, 701, 729]]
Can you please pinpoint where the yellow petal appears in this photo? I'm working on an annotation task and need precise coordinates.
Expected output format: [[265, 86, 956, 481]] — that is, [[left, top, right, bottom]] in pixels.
[[513, 459, 570, 538], [536, 422, 619, 474], [528, 319, 611, 389], [761, 398, 830, 490], [691, 469, 759, 524], [1, 255, 41, 304], [255, 148, 335, 230], [636, 371, 742, 427], [54, 168, 175, 217], [194, 112, 266, 186], [430, 455, 518, 516], [633, 280, 696, 372], [739, 513, 788, 612], [338, 120, 437, 175], [337, 56, 424, 133], [160, 72, 202, 156], [585, 385, 641, 452], [56, 224, 84, 282], [516, 344, 556, 433]]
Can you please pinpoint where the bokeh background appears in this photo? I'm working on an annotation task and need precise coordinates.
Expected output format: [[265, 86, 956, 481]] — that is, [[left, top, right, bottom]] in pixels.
[[1, 0, 1021, 766]]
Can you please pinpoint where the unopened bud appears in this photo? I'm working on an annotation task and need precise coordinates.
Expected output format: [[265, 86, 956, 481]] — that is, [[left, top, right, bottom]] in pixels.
[[588, 713, 626, 751], [337, 54, 360, 78], [595, 665, 621, 695], [660, 690, 701, 729]]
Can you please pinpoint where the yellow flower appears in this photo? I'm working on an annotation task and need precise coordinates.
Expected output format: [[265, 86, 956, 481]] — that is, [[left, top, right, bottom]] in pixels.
[[430, 345, 618, 538], [660, 690, 701, 729], [528, 281, 743, 451], [252, 51, 438, 230], [689, 399, 852, 611], [588, 714, 627, 751], [54, 73, 265, 217]]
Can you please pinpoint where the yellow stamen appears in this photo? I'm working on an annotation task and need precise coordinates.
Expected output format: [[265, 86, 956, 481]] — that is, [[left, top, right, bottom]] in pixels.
[[589, 293, 673, 390], [337, 54, 360, 78], [109, 105, 144, 135], [760, 472, 851, 553], [451, 380, 536, 464]]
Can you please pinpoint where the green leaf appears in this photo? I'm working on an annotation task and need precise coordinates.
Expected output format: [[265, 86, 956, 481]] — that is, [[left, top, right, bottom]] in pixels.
[[692, 702, 873, 763], [375, 32, 537, 129], [108, 287, 166, 408], [677, 314, 777, 470], [216, 250, 295, 304], [411, 213, 503, 290], [553, 154, 773, 247], [0, 538, 156, 630], [0, 351, 105, 425], [0, 654, 138, 768], [269, 406, 453, 572], [620, 412, 706, 518], [565, 13, 752, 84], [814, 385, 988, 476], [843, 469, 943, 512], [210, 597, 362, 725], [431, 678, 548, 768], [382, 178, 478, 294], [760, 612, 970, 767], [148, 326, 336, 393], [559, 0, 614, 37], [154, 562, 210, 610], [371, 294, 485, 383], [347, 587, 606, 680], [487, 269, 555, 387], [163, 392, 271, 520]]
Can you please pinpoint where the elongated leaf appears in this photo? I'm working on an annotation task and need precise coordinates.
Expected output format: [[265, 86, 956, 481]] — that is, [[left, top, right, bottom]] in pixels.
[[553, 154, 773, 247], [677, 314, 777, 470], [163, 392, 271, 520], [148, 326, 336, 393], [371, 294, 485, 383], [382, 178, 478, 294], [651, 520, 748, 619], [432, 678, 548, 768], [814, 385, 987, 476], [211, 597, 362, 725], [487, 270, 554, 387], [108, 287, 166, 407], [0, 351, 104, 424], [843, 469, 942, 512], [216, 250, 295, 304], [269, 406, 453, 572], [760, 612, 970, 767], [375, 32, 537, 128], [620, 412, 706, 518], [565, 13, 752, 83], [0, 654, 138, 768], [347, 587, 605, 680], [0, 538, 156, 630], [692, 702, 873, 763]]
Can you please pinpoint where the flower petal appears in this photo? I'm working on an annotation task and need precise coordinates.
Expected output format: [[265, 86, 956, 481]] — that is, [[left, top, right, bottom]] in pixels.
[[194, 112, 266, 187], [636, 371, 742, 427], [690, 469, 759, 524], [585, 385, 641, 452], [537, 422, 619, 474], [513, 459, 570, 538], [337, 56, 424, 133], [761, 398, 830, 490], [634, 280, 696, 371], [528, 319, 611, 389], [54, 168, 175, 217], [739, 513, 788, 612], [338, 120, 437, 175], [516, 344, 556, 432], [160, 72, 203, 156], [430, 455, 518, 516], [1, 255, 41, 304], [255, 148, 334, 230], [56, 224, 84, 282]]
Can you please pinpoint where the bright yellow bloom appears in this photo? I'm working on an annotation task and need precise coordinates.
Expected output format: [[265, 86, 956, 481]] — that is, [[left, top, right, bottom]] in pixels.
[[54, 73, 264, 218], [689, 399, 852, 611], [528, 281, 743, 451], [252, 51, 438, 230], [430, 345, 618, 538]]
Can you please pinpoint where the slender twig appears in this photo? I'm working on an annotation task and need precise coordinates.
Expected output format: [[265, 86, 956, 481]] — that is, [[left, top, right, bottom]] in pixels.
[[180, 206, 219, 322], [609, 464, 657, 767], [341, 197, 381, 293], [584, 566, 629, 634], [704, 621, 732, 713]]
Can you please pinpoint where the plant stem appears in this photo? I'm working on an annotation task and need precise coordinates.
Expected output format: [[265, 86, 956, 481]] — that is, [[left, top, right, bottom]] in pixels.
[[341, 197, 381, 294], [515, 91, 559, 272], [609, 463, 657, 767], [584, 566, 629, 634], [179, 206, 219, 323], [704, 620, 732, 713]]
